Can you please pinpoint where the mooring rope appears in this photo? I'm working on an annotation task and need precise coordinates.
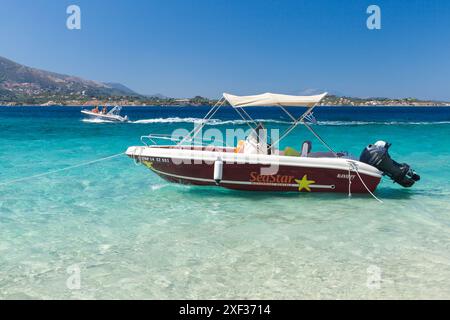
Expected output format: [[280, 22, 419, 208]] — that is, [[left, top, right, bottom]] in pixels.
[[348, 161, 383, 203], [347, 164, 352, 198], [0, 153, 125, 187]]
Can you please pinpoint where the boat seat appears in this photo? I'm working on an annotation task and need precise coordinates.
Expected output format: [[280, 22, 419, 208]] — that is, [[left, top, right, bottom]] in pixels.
[[301, 141, 312, 157]]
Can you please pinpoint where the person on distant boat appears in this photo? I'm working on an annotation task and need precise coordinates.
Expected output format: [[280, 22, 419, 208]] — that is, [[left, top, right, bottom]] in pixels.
[[102, 106, 107, 114], [92, 106, 99, 113]]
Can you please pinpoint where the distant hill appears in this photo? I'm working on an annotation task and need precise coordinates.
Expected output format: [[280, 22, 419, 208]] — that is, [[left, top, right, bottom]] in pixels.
[[144, 93, 169, 99], [0, 56, 448, 106], [0, 56, 140, 104], [103, 82, 138, 95]]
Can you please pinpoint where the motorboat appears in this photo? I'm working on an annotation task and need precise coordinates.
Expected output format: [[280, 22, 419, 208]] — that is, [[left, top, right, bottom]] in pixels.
[[126, 92, 419, 194], [81, 106, 129, 122]]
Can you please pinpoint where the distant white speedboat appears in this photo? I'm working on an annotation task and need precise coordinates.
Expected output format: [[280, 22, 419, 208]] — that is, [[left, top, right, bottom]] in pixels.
[[81, 106, 129, 122]]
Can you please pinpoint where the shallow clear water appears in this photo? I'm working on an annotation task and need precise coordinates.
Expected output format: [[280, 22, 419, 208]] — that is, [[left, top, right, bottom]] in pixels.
[[0, 106, 449, 299]]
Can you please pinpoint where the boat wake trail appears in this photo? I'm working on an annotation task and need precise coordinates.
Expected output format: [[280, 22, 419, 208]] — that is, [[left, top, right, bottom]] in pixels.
[[132, 117, 291, 125], [133, 117, 208, 124], [83, 117, 450, 126], [131, 118, 450, 126], [318, 120, 450, 126]]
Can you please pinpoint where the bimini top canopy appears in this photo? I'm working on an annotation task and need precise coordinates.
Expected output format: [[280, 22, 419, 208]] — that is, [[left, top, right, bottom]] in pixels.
[[223, 92, 327, 108]]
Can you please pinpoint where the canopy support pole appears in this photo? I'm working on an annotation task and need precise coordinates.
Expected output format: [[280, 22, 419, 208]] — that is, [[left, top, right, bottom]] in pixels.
[[270, 105, 316, 147], [302, 121, 336, 155], [234, 107, 258, 133], [238, 106, 260, 128], [270, 104, 337, 156], [178, 97, 225, 145], [176, 92, 336, 155]]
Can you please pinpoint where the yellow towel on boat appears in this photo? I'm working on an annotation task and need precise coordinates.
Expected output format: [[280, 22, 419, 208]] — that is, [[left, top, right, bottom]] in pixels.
[[284, 147, 300, 157]]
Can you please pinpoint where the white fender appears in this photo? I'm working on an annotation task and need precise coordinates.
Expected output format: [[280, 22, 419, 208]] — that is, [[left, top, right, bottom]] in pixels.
[[213, 159, 223, 184]]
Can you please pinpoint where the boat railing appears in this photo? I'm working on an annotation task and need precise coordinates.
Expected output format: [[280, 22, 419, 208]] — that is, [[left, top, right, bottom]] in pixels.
[[140, 134, 231, 148]]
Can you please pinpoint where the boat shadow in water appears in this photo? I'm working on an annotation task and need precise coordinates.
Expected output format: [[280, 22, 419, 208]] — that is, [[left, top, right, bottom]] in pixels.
[[365, 187, 416, 200], [180, 184, 429, 201], [376, 186, 444, 200], [152, 181, 420, 201], [181, 185, 386, 201]]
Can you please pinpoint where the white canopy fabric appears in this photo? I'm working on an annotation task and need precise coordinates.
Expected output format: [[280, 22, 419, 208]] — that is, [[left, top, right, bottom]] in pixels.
[[223, 92, 327, 108]]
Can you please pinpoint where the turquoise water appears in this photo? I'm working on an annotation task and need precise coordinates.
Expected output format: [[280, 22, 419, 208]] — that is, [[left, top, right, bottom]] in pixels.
[[0, 106, 449, 299]]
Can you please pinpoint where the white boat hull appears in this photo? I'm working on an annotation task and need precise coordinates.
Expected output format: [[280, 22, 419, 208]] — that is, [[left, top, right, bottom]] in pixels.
[[81, 110, 128, 122]]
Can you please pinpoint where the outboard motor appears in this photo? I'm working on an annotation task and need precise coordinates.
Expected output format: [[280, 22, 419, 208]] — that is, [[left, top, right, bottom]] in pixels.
[[360, 141, 420, 187]]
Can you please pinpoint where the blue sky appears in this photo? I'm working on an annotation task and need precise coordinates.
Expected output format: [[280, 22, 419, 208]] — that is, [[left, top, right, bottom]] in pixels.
[[0, 0, 449, 100]]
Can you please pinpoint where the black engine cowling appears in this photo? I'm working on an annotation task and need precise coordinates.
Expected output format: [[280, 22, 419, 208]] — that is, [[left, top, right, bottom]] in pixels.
[[359, 141, 420, 188]]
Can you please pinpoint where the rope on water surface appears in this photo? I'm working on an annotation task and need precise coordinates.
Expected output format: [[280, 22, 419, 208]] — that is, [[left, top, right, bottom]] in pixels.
[[0, 153, 125, 187], [0, 151, 385, 205]]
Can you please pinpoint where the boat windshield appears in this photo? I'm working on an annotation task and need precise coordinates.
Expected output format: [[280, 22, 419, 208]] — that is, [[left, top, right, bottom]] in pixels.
[[107, 106, 122, 115]]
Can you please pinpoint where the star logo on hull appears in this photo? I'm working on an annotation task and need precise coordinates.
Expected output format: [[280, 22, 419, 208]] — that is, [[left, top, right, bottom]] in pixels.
[[143, 161, 154, 170], [295, 174, 316, 192]]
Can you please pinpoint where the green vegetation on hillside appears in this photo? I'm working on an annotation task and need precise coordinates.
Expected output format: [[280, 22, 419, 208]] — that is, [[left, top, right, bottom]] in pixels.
[[1, 56, 448, 107]]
